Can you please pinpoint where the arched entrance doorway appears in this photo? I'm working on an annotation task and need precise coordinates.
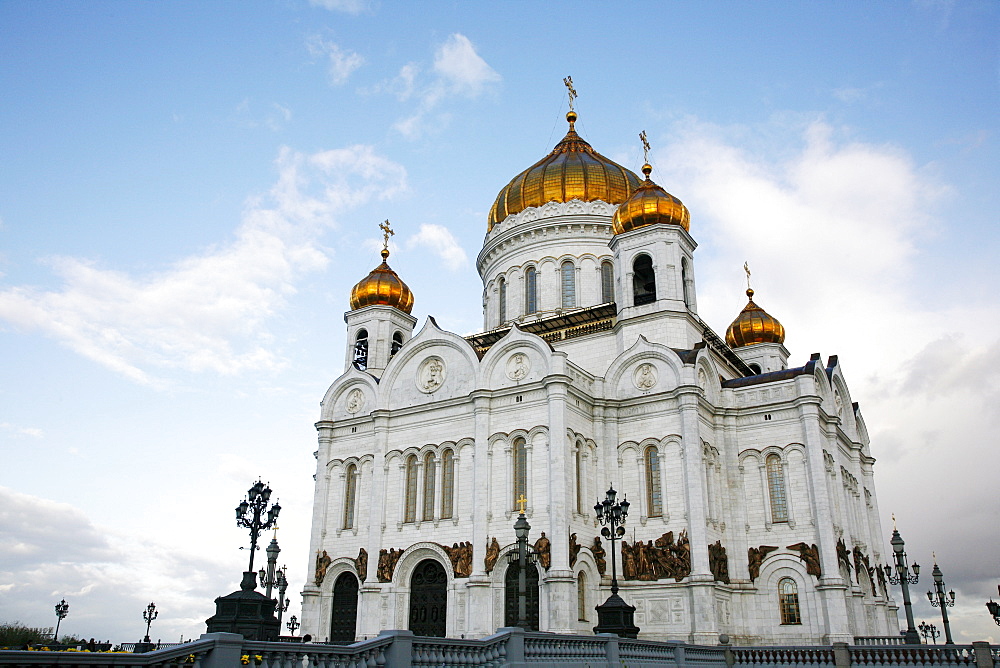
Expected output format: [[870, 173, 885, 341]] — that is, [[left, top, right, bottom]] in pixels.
[[504, 560, 539, 630], [409, 559, 448, 637], [329, 572, 359, 643]]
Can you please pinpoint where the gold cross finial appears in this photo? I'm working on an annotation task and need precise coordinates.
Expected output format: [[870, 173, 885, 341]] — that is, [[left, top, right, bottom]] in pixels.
[[563, 76, 577, 111], [640, 130, 650, 164], [379, 219, 394, 251], [743, 261, 752, 290], [516, 494, 528, 514]]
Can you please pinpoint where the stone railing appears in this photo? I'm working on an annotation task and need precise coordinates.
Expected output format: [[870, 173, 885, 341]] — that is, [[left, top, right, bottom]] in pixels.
[[0, 630, 995, 668]]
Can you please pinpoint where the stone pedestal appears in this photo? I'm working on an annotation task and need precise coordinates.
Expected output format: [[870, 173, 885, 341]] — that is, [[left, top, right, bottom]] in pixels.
[[205, 571, 280, 641]]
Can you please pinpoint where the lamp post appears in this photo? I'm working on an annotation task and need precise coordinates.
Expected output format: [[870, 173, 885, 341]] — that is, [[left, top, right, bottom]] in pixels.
[[275, 566, 290, 630], [882, 521, 920, 644], [53, 599, 69, 642], [512, 494, 531, 629], [918, 620, 940, 645], [593, 484, 639, 638], [926, 559, 956, 645], [286, 615, 300, 636], [236, 480, 281, 579], [258, 531, 281, 599], [987, 585, 1000, 626], [142, 602, 158, 643]]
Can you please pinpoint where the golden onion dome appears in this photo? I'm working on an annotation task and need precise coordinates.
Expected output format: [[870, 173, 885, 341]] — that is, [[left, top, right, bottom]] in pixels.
[[487, 111, 642, 230], [612, 163, 690, 235], [349, 248, 414, 314], [725, 288, 785, 348]]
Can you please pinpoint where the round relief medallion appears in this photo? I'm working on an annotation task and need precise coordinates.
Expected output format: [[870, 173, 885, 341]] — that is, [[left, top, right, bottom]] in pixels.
[[506, 352, 530, 381], [416, 356, 446, 393], [345, 388, 365, 414], [698, 368, 708, 390], [633, 363, 658, 390]]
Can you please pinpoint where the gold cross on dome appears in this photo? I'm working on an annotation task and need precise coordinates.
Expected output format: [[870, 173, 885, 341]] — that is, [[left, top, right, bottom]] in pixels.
[[744, 261, 752, 290], [640, 130, 650, 163], [379, 219, 394, 250], [516, 494, 528, 514], [563, 76, 577, 111]]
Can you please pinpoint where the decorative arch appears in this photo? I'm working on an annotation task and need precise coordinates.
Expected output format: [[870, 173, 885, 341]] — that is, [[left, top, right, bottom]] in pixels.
[[319, 368, 380, 421], [605, 336, 684, 399]]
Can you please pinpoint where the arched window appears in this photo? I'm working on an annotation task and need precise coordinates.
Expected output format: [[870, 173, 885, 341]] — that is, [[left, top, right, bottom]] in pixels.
[[766, 454, 788, 523], [779, 577, 802, 625], [525, 267, 538, 314], [681, 257, 692, 308], [512, 437, 527, 511], [601, 261, 614, 303], [422, 452, 436, 521], [498, 276, 507, 324], [343, 463, 358, 529], [577, 572, 588, 621], [440, 449, 455, 520], [645, 446, 663, 518], [404, 455, 418, 523], [561, 260, 576, 309], [748, 363, 762, 375], [353, 329, 369, 370], [391, 331, 403, 357], [632, 255, 656, 305], [575, 448, 583, 514]]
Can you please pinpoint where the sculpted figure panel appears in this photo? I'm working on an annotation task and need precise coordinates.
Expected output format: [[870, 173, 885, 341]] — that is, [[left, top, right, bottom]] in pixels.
[[569, 533, 580, 568], [747, 545, 778, 583], [592, 537, 607, 575], [622, 531, 690, 582], [788, 542, 822, 577], [314, 550, 332, 586], [442, 541, 473, 578], [345, 388, 365, 414], [709, 540, 730, 584], [533, 532, 551, 570], [417, 356, 446, 393], [484, 536, 500, 574], [633, 363, 658, 390], [355, 547, 368, 582], [377, 548, 404, 583], [506, 353, 530, 381]]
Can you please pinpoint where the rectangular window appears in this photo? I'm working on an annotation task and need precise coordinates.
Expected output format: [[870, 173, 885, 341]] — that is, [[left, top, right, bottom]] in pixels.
[[440, 450, 455, 519], [404, 457, 417, 523], [525, 268, 537, 314], [561, 262, 576, 309], [423, 455, 436, 521]]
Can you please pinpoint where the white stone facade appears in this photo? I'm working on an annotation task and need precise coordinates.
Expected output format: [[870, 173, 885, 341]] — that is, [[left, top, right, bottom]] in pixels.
[[301, 185, 897, 645]]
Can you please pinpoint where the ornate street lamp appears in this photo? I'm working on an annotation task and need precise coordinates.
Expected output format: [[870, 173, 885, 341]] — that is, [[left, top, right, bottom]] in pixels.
[[286, 615, 300, 636], [986, 585, 1000, 626], [882, 519, 920, 644], [918, 620, 940, 645], [236, 480, 281, 577], [257, 531, 281, 599], [142, 602, 158, 643], [593, 484, 639, 638], [275, 566, 290, 629], [512, 494, 532, 629], [53, 599, 69, 642], [926, 558, 956, 645]]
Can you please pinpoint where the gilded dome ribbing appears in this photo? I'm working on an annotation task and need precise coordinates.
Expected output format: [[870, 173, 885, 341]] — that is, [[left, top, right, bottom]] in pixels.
[[487, 111, 642, 230], [612, 163, 690, 234], [349, 249, 414, 314], [725, 289, 785, 348]]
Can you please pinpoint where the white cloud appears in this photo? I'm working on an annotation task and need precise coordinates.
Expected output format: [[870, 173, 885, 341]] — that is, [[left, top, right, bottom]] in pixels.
[[306, 36, 364, 85], [406, 224, 468, 271], [372, 34, 500, 140], [0, 146, 407, 385], [432, 34, 501, 97], [307, 0, 370, 14], [656, 117, 1000, 635], [0, 422, 43, 438]]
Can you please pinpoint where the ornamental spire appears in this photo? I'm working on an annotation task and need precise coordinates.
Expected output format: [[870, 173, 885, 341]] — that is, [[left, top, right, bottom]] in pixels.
[[563, 75, 577, 111]]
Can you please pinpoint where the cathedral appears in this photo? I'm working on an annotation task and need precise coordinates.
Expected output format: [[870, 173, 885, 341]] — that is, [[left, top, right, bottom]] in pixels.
[[300, 105, 898, 646]]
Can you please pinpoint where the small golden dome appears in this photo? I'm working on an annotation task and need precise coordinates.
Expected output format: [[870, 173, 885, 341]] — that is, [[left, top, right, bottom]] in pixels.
[[487, 111, 642, 230], [349, 248, 414, 314], [725, 288, 785, 348], [612, 162, 690, 235]]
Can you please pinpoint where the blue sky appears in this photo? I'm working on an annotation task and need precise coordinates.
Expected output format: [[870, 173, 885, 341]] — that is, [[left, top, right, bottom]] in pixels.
[[1, 0, 998, 644]]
